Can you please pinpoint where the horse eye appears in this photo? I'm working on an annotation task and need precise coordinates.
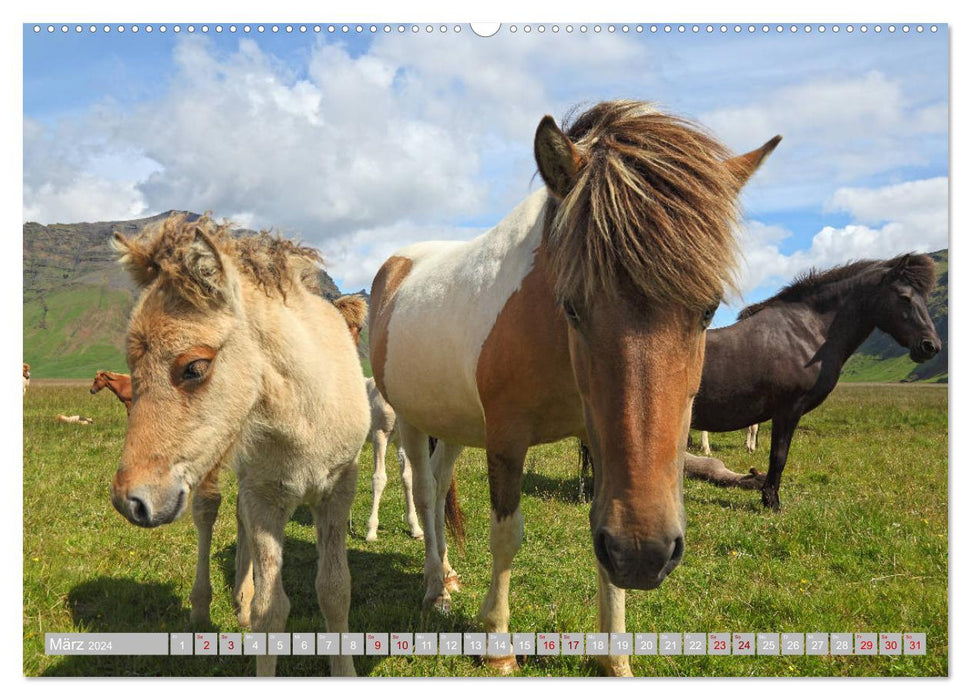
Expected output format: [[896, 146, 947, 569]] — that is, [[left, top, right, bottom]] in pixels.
[[701, 303, 718, 328], [182, 359, 211, 382], [561, 299, 581, 326]]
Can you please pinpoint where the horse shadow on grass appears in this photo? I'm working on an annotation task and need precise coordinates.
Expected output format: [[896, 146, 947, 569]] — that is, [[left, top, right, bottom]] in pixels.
[[42, 534, 473, 677], [41, 577, 251, 676], [522, 470, 591, 505]]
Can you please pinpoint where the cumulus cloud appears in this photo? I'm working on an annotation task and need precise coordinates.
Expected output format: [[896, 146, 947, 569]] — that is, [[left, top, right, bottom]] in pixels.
[[24, 32, 655, 286], [323, 222, 485, 291], [703, 72, 947, 212], [23, 32, 948, 294], [735, 176, 948, 302]]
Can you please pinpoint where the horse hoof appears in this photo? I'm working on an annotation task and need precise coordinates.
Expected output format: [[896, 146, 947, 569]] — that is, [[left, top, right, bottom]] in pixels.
[[189, 610, 211, 628], [761, 491, 781, 511], [444, 573, 461, 593], [423, 593, 452, 614], [411, 530, 425, 540], [598, 656, 633, 677], [484, 655, 520, 675], [365, 532, 378, 542]]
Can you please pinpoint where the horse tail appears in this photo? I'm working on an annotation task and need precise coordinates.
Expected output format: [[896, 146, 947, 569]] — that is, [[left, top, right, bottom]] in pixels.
[[444, 471, 466, 549]]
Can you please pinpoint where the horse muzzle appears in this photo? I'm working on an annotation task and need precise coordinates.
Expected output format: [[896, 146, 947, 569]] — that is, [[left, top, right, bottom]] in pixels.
[[110, 478, 188, 528], [593, 527, 685, 590], [910, 337, 941, 363]]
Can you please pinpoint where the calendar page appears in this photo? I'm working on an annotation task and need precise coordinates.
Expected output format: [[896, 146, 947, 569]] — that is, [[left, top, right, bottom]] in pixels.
[[21, 9, 949, 681]]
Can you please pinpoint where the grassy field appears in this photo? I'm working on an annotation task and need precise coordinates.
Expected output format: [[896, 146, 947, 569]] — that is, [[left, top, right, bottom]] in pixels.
[[23, 382, 947, 677]]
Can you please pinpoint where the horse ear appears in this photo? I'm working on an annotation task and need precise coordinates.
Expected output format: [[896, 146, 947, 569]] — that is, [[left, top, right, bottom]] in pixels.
[[185, 227, 235, 306], [535, 115, 585, 199], [726, 135, 782, 189], [112, 232, 158, 288]]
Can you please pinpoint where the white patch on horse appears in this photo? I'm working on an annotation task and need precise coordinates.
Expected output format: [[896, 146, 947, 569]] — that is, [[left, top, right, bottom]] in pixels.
[[382, 188, 548, 446]]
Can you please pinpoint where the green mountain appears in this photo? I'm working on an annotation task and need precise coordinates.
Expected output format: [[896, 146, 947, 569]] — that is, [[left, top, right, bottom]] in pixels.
[[23, 213, 345, 379], [840, 248, 948, 383]]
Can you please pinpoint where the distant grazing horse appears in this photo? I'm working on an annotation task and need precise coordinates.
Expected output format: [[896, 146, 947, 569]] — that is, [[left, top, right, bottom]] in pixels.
[[370, 100, 779, 675], [109, 214, 370, 676], [90, 371, 133, 413], [364, 377, 423, 541], [689, 254, 940, 510], [23, 363, 30, 394], [698, 424, 759, 456]]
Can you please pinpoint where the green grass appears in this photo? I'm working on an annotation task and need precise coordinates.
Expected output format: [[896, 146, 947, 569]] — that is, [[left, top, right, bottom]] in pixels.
[[23, 383, 947, 677]]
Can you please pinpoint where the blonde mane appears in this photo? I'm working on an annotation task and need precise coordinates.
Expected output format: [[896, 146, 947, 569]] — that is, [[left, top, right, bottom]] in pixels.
[[546, 100, 741, 308], [112, 213, 323, 308]]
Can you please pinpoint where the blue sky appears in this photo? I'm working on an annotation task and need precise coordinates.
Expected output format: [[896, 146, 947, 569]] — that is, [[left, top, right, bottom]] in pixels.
[[23, 23, 948, 327]]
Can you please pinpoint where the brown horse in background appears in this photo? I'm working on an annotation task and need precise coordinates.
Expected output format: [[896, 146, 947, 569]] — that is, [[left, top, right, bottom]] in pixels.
[[90, 371, 133, 413], [689, 254, 940, 509], [23, 363, 30, 395]]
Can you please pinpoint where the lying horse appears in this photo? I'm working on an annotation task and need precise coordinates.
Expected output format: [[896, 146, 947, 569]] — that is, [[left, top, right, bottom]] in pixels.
[[90, 370, 133, 413], [370, 100, 778, 675], [109, 214, 370, 676], [689, 254, 940, 509], [364, 377, 424, 541]]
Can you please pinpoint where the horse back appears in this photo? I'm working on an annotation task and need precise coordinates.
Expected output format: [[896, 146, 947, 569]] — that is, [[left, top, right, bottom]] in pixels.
[[370, 189, 553, 446], [693, 308, 824, 430]]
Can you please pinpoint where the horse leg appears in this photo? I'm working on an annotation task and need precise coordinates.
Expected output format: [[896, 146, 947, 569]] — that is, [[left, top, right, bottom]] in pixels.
[[189, 467, 221, 626], [595, 564, 632, 676], [700, 431, 712, 456], [746, 424, 759, 453], [365, 429, 390, 542], [430, 442, 464, 591], [478, 440, 527, 675], [238, 489, 291, 677], [398, 438, 424, 539], [234, 498, 254, 629], [398, 421, 450, 611], [762, 416, 797, 510], [311, 463, 357, 677]]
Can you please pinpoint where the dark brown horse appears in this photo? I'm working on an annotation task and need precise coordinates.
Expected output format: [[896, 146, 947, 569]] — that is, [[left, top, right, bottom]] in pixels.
[[90, 370, 133, 413], [690, 253, 941, 509]]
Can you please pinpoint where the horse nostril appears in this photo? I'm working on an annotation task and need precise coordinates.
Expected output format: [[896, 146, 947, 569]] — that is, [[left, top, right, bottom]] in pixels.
[[671, 536, 685, 564], [594, 529, 616, 574], [920, 339, 938, 356], [128, 495, 150, 525]]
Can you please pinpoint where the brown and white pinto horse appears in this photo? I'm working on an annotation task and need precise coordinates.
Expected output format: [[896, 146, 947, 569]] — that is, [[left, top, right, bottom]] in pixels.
[[370, 100, 779, 675], [23, 363, 30, 394], [90, 370, 133, 413], [109, 215, 370, 676]]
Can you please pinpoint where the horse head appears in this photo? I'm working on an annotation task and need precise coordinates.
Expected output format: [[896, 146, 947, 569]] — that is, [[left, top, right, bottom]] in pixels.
[[872, 253, 940, 363], [108, 216, 270, 528], [534, 102, 779, 590]]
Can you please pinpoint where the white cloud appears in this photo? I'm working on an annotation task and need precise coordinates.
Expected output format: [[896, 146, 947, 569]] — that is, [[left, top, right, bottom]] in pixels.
[[23, 33, 948, 295], [703, 72, 947, 212], [735, 177, 948, 302], [322, 222, 484, 292]]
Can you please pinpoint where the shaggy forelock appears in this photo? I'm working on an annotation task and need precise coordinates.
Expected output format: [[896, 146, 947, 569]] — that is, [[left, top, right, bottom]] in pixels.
[[546, 100, 741, 309], [113, 213, 323, 308]]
